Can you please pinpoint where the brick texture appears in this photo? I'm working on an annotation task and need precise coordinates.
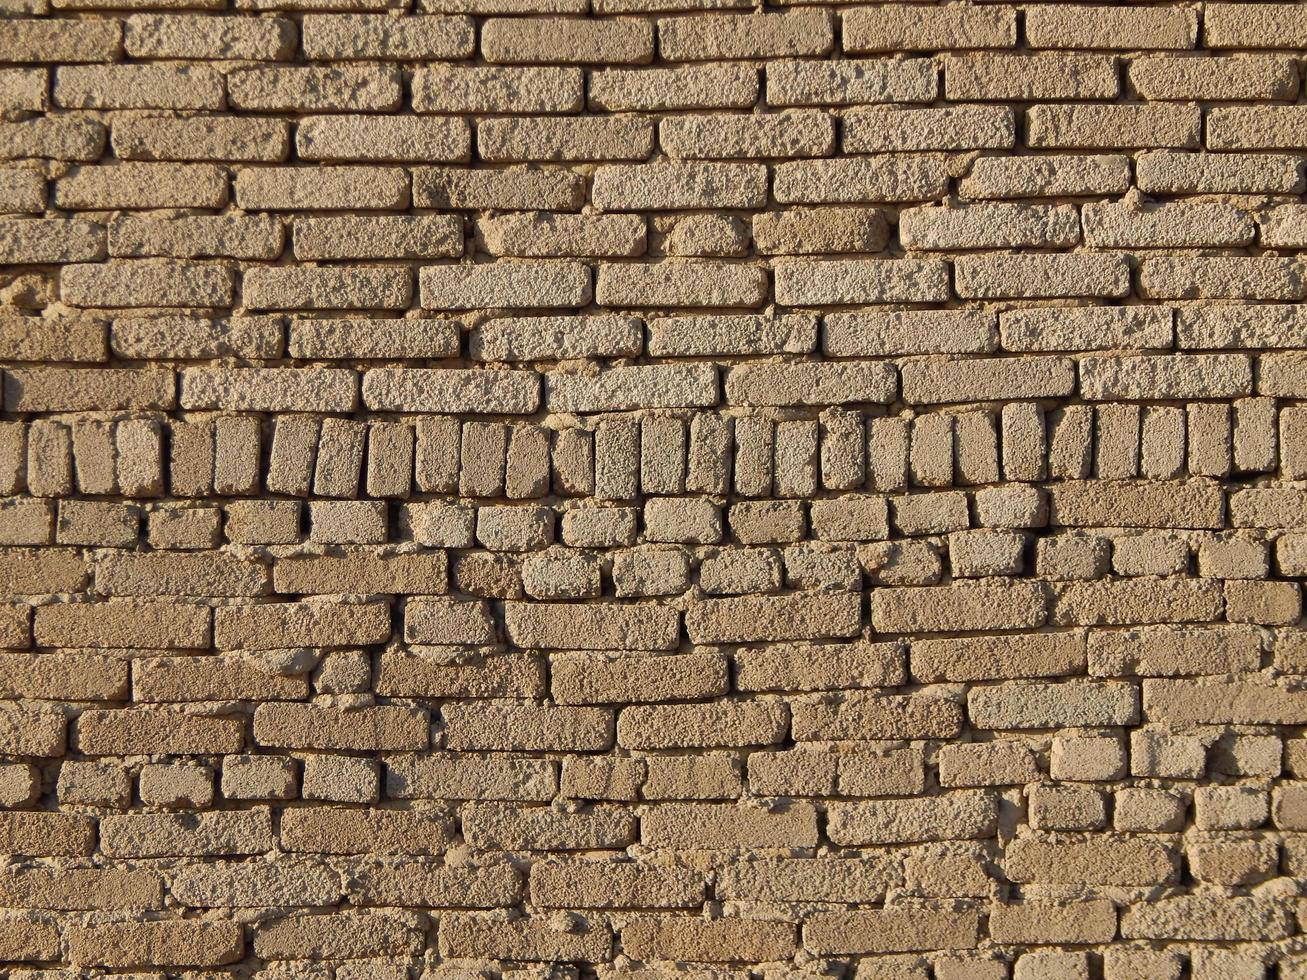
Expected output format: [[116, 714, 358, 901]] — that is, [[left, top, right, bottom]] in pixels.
[[2, 2, 1307, 977]]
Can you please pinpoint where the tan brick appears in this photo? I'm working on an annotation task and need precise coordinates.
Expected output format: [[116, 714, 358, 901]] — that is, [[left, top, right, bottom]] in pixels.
[[415, 65, 582, 113], [642, 802, 818, 849], [660, 11, 832, 61], [624, 918, 796, 963], [439, 913, 612, 961], [806, 909, 979, 955], [443, 701, 612, 751], [591, 63, 757, 110], [101, 809, 273, 858], [827, 792, 997, 845], [112, 116, 289, 163], [301, 13, 472, 59], [228, 65, 401, 111], [254, 913, 423, 960], [55, 64, 223, 110], [843, 5, 1014, 52], [213, 600, 390, 650], [1026, 4, 1196, 49], [483, 17, 652, 64], [480, 115, 653, 162], [281, 807, 453, 855], [124, 14, 295, 59], [1005, 837, 1177, 885], [69, 921, 243, 969]]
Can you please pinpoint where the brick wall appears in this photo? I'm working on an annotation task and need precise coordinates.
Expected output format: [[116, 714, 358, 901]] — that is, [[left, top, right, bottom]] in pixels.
[[3, 0, 1307, 976]]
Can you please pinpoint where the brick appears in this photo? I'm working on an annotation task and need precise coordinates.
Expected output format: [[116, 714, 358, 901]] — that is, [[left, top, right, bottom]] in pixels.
[[415, 166, 584, 210], [726, 362, 894, 407], [624, 918, 795, 963], [775, 258, 948, 305], [806, 909, 979, 955], [439, 913, 613, 961], [101, 809, 272, 858], [480, 116, 652, 162], [415, 65, 582, 113], [60, 260, 233, 308], [596, 261, 765, 308], [35, 600, 208, 648], [954, 253, 1129, 299], [255, 702, 428, 750], [547, 366, 714, 414], [1049, 480, 1223, 529], [0, 68, 46, 112], [301, 13, 473, 59], [1206, 2, 1307, 48], [172, 860, 340, 907], [213, 600, 390, 650], [112, 116, 289, 163], [593, 162, 767, 210], [181, 368, 355, 412], [662, 110, 833, 159], [0, 119, 96, 165], [388, 753, 554, 801], [228, 65, 401, 111], [1026, 5, 1196, 49], [591, 63, 757, 110], [504, 600, 678, 649], [1000, 306, 1171, 353], [110, 214, 283, 260], [297, 115, 468, 163], [661, 10, 831, 60], [872, 582, 1046, 633], [1052, 580, 1222, 626], [827, 791, 997, 845], [68, 921, 243, 969], [124, 14, 295, 59], [960, 153, 1130, 199], [364, 368, 539, 414], [900, 202, 1079, 250], [902, 356, 1074, 405], [946, 53, 1118, 101], [0, 19, 122, 62], [418, 261, 589, 309], [55, 64, 223, 110], [1027, 104, 1200, 149], [686, 591, 860, 643], [481, 213, 643, 259], [843, 5, 1014, 52], [353, 863, 520, 907], [642, 802, 818, 849], [768, 58, 934, 106], [0, 218, 104, 264], [530, 861, 701, 908], [794, 692, 961, 740], [844, 105, 1015, 153], [281, 807, 452, 854], [443, 701, 612, 751], [483, 17, 652, 64]]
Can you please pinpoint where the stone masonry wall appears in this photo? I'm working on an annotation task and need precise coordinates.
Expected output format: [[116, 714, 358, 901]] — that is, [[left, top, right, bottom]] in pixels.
[[6, 1, 1307, 977]]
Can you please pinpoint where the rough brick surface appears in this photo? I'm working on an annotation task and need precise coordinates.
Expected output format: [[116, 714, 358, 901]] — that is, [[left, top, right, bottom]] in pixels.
[[2, 2, 1306, 976]]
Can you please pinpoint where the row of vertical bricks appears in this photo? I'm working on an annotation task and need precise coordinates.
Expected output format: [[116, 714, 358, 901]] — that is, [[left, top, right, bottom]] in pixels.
[[10, 0, 1307, 978]]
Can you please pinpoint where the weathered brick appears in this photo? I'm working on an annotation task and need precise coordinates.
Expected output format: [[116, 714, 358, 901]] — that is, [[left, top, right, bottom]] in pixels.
[[415, 65, 582, 113], [483, 17, 652, 64], [228, 65, 401, 111], [61, 260, 233, 310], [642, 802, 818, 849], [55, 64, 223, 110], [213, 600, 390, 650], [281, 807, 453, 854], [254, 702, 428, 750], [660, 11, 832, 61], [112, 116, 288, 163], [124, 14, 295, 59], [69, 921, 243, 969], [301, 13, 473, 59]]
